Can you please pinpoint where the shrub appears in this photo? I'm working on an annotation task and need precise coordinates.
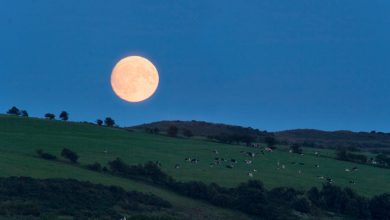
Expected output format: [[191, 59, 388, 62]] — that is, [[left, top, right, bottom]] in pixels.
[[61, 148, 79, 163], [36, 149, 57, 160]]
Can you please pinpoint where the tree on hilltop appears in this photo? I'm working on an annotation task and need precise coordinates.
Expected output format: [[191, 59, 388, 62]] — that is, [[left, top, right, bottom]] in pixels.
[[7, 106, 21, 116], [104, 117, 115, 127], [96, 119, 103, 126], [59, 111, 69, 121]]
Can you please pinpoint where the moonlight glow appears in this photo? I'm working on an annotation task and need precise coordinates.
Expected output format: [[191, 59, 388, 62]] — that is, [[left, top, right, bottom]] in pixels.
[[111, 56, 159, 102]]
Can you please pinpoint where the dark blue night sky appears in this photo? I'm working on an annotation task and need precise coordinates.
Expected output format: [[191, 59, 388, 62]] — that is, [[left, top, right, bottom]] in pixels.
[[1, 1, 389, 131]]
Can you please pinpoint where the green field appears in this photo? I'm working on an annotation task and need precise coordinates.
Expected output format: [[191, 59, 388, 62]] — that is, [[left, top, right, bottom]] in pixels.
[[0, 115, 390, 219]]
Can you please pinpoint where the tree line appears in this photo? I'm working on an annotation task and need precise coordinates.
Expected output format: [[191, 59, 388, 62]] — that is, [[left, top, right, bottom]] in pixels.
[[5, 106, 116, 127], [0, 177, 172, 219]]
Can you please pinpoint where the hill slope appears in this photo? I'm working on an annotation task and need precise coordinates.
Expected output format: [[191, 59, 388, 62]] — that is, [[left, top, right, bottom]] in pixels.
[[1, 116, 390, 200]]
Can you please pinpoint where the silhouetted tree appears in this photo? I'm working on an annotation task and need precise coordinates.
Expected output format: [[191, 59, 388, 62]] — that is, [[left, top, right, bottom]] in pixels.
[[44, 113, 55, 120], [21, 110, 29, 117], [7, 106, 21, 116], [183, 129, 193, 138], [104, 117, 115, 127], [167, 126, 178, 137], [61, 148, 78, 163], [59, 111, 69, 121], [96, 119, 103, 126]]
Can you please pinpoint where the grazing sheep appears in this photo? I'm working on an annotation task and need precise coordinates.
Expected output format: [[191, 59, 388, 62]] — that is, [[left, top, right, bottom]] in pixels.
[[213, 149, 219, 154], [248, 172, 253, 177], [349, 180, 356, 184], [247, 152, 255, 157], [345, 168, 351, 172], [315, 164, 320, 168], [281, 165, 285, 169], [174, 164, 180, 169], [245, 160, 252, 165]]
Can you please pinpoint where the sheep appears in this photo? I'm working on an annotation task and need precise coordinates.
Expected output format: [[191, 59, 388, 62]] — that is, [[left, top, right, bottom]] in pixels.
[[248, 172, 253, 177]]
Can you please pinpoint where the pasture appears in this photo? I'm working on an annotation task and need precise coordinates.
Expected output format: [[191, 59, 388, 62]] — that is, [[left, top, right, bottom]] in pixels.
[[0, 114, 389, 198]]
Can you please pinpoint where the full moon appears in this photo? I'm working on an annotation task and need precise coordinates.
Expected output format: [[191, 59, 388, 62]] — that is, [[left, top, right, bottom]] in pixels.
[[111, 56, 159, 102]]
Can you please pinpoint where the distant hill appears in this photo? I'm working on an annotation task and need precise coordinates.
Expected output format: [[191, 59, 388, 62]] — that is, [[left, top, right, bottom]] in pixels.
[[275, 129, 390, 149], [131, 120, 270, 138], [132, 120, 390, 149]]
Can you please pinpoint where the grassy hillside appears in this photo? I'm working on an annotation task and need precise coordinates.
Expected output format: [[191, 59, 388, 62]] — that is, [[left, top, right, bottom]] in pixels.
[[0, 115, 389, 199]]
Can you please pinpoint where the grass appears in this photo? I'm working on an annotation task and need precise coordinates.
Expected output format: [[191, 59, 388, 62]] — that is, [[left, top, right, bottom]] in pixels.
[[0, 115, 389, 200]]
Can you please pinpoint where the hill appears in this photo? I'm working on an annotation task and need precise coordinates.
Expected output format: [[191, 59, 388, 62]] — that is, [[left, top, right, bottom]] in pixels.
[[2, 115, 390, 219], [133, 120, 390, 149], [275, 129, 390, 149], [132, 120, 269, 138]]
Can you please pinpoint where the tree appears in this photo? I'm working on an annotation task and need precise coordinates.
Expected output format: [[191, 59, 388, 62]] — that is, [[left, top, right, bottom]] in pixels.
[[167, 126, 178, 137], [183, 129, 193, 138], [291, 143, 303, 154], [21, 110, 29, 117], [44, 113, 55, 120], [61, 148, 79, 163], [96, 119, 103, 126], [59, 111, 69, 121], [104, 117, 115, 127], [264, 137, 276, 147], [7, 106, 21, 116]]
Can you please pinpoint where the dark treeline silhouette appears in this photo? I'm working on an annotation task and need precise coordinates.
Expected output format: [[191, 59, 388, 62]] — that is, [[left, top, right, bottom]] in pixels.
[[104, 158, 390, 220], [0, 177, 172, 219], [336, 148, 368, 163]]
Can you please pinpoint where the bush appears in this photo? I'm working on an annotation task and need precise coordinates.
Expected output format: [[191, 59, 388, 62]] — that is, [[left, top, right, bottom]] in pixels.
[[291, 143, 303, 154], [44, 113, 55, 120], [36, 149, 57, 160], [61, 148, 79, 163]]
